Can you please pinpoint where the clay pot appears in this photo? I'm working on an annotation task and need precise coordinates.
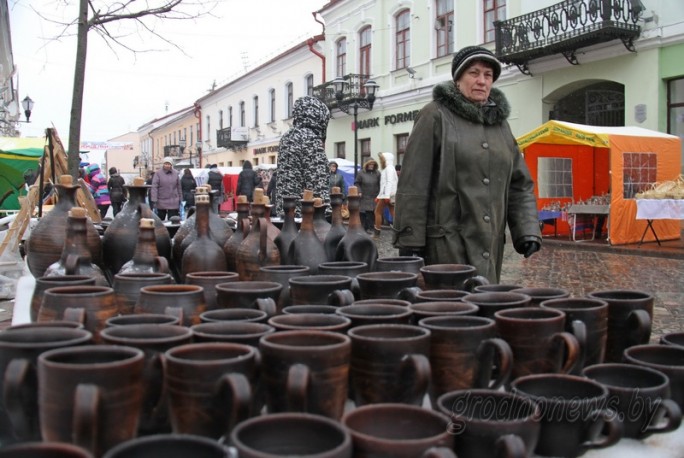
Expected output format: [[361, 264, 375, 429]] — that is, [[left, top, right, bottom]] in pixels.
[[313, 198, 331, 243], [274, 196, 299, 265], [215, 281, 282, 317], [181, 194, 228, 281], [289, 194, 327, 275], [375, 256, 425, 289], [112, 272, 174, 315], [335, 187, 377, 270], [323, 188, 346, 262], [235, 217, 280, 281], [257, 265, 310, 313], [419, 263, 489, 292], [185, 271, 240, 311], [223, 196, 251, 272], [118, 218, 170, 275], [135, 284, 206, 326], [30, 275, 96, 323]]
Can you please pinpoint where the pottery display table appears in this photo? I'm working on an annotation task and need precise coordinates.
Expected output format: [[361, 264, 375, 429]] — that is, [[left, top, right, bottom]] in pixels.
[[636, 199, 684, 246]]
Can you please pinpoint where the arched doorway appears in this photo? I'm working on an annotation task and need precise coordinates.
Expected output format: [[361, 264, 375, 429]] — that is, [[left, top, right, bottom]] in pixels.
[[548, 81, 625, 127]]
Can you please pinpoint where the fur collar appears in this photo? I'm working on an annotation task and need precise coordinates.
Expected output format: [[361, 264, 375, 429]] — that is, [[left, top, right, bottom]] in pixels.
[[432, 81, 510, 125]]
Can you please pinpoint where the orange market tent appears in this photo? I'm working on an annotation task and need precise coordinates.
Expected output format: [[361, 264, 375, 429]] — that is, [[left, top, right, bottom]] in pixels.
[[516, 120, 682, 245]]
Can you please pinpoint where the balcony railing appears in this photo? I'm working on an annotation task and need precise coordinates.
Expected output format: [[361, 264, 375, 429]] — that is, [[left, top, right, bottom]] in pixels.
[[495, 0, 644, 75], [312, 74, 372, 111], [163, 145, 184, 157]]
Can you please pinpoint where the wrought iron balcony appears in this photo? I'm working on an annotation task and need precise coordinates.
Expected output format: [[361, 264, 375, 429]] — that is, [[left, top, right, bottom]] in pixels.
[[494, 0, 644, 75], [312, 74, 373, 112], [163, 145, 184, 157]]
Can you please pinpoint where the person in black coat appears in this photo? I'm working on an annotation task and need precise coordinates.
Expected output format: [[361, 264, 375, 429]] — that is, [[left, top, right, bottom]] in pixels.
[[180, 168, 197, 215], [107, 167, 126, 217], [236, 160, 262, 202]]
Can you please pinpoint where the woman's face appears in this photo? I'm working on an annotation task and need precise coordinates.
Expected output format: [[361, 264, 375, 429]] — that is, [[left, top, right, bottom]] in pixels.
[[456, 61, 495, 104]]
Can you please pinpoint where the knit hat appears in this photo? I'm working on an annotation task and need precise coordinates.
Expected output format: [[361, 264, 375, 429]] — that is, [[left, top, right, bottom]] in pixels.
[[451, 46, 502, 82], [162, 157, 174, 165], [86, 164, 100, 174]]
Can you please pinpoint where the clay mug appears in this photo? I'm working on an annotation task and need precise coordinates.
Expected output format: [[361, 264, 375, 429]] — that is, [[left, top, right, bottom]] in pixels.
[[191, 321, 275, 347], [418, 316, 513, 402], [461, 291, 531, 319], [541, 297, 609, 369], [473, 283, 523, 293], [112, 272, 174, 315], [37, 285, 120, 343], [335, 303, 413, 327], [318, 261, 369, 299], [105, 313, 180, 327], [229, 412, 352, 458], [99, 324, 194, 435], [419, 263, 488, 292], [398, 288, 469, 304], [35, 345, 145, 457], [0, 327, 92, 442], [0, 442, 94, 458], [4, 321, 83, 331], [347, 324, 431, 406], [435, 389, 541, 458], [355, 271, 419, 301], [287, 275, 355, 306], [342, 403, 455, 458], [257, 265, 311, 312], [374, 256, 425, 289], [586, 289, 654, 362], [660, 331, 684, 348], [267, 313, 352, 333], [259, 330, 350, 419], [215, 281, 282, 317], [495, 307, 580, 380], [185, 270, 240, 311], [408, 301, 479, 324], [135, 284, 206, 326], [623, 344, 684, 409], [30, 275, 96, 323], [352, 298, 412, 307], [511, 373, 623, 457], [200, 308, 269, 324], [163, 342, 259, 439], [283, 305, 339, 314], [103, 434, 230, 458], [510, 286, 570, 307], [582, 363, 682, 438]]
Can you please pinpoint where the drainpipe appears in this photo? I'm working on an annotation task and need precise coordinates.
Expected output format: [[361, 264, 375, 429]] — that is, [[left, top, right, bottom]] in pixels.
[[309, 11, 326, 82], [194, 102, 203, 168]]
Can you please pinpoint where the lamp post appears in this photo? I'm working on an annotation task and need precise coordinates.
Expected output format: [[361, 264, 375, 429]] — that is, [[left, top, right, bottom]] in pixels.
[[332, 77, 379, 179], [21, 96, 34, 123]]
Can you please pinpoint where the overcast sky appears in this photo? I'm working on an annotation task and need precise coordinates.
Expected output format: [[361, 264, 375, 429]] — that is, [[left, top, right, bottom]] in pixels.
[[9, 0, 326, 142]]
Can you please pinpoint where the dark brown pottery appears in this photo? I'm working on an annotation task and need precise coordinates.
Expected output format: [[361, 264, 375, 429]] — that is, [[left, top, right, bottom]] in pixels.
[[324, 188, 347, 262], [375, 256, 424, 289], [289, 193, 327, 275], [235, 217, 280, 281], [399, 288, 469, 304], [313, 197, 331, 243], [408, 301, 479, 324], [355, 271, 419, 301], [30, 275, 96, 323], [268, 313, 352, 333], [273, 195, 299, 265], [105, 313, 180, 327], [0, 442, 95, 458], [283, 305, 339, 314], [336, 304, 413, 327], [419, 263, 489, 292], [623, 344, 684, 410], [511, 286, 571, 307], [461, 291, 532, 319], [117, 218, 170, 276], [185, 271, 240, 311], [112, 272, 174, 315], [257, 265, 310, 313], [215, 281, 282, 317], [661, 331, 684, 348], [190, 321, 275, 347], [135, 284, 206, 326], [473, 283, 523, 293], [223, 195, 251, 272], [199, 308, 269, 324], [181, 194, 228, 281], [103, 434, 229, 458], [288, 274, 355, 306], [335, 186, 377, 271]]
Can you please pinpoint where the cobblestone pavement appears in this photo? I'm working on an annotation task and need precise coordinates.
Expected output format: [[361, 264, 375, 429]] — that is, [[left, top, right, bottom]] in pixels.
[[374, 228, 684, 342]]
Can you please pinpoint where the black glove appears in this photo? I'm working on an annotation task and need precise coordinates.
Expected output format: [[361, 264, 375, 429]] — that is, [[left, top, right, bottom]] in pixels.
[[521, 241, 540, 258], [398, 247, 425, 258]]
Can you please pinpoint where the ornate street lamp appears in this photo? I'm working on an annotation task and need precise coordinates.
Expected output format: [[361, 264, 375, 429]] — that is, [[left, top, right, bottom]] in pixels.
[[332, 77, 379, 178], [21, 95, 34, 123]]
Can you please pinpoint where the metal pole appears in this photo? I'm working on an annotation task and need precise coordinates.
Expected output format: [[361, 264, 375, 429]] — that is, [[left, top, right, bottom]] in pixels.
[[353, 103, 359, 179]]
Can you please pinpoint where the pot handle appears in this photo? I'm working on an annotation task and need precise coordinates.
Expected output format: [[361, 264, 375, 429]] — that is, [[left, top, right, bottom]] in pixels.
[[73, 383, 100, 456], [644, 399, 682, 435], [570, 320, 587, 375], [286, 363, 310, 413], [463, 275, 489, 292], [64, 254, 81, 275], [154, 256, 170, 274], [495, 434, 528, 458], [397, 354, 431, 406], [216, 373, 252, 437], [580, 408, 623, 450], [552, 331, 580, 375], [327, 289, 355, 306], [255, 298, 277, 317], [421, 447, 457, 458], [474, 337, 513, 390], [4, 358, 37, 440], [627, 309, 652, 346]]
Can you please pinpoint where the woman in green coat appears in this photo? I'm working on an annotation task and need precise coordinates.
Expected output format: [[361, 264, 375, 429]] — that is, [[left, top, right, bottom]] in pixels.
[[392, 46, 541, 283]]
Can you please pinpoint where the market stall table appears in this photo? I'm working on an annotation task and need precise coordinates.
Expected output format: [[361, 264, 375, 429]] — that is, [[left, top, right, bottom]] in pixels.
[[567, 204, 610, 242], [538, 210, 562, 237], [636, 199, 684, 246]]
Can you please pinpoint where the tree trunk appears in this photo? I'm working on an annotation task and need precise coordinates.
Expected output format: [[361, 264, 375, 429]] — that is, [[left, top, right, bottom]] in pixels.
[[67, 0, 88, 178]]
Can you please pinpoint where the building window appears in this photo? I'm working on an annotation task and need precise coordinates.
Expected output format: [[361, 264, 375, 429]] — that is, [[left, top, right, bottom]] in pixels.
[[360, 138, 371, 161], [269, 89, 276, 123], [396, 133, 409, 166], [484, 0, 506, 43], [228, 106, 233, 127], [286, 83, 294, 118], [667, 77, 684, 172], [537, 157, 573, 199], [240, 101, 245, 127], [306, 74, 314, 96], [435, 0, 454, 57], [395, 9, 410, 70], [359, 26, 372, 80], [623, 152, 657, 199], [335, 142, 346, 159], [336, 38, 347, 77], [206, 115, 211, 143], [253, 95, 259, 127], [219, 110, 224, 130]]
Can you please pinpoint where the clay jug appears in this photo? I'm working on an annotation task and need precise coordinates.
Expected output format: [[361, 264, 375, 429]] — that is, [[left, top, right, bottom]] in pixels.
[[44, 207, 109, 286], [30, 275, 97, 323], [313, 197, 331, 243], [289, 190, 327, 275], [236, 216, 281, 281], [26, 175, 102, 278], [224, 195, 251, 272], [323, 187, 346, 262], [102, 177, 171, 278], [336, 186, 377, 270], [258, 265, 311, 313], [261, 195, 281, 243], [274, 195, 298, 265], [118, 218, 170, 275], [181, 194, 228, 280]]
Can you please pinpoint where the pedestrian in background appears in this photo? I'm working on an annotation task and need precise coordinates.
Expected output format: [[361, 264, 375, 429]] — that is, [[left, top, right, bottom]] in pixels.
[[355, 158, 380, 234], [86, 163, 110, 219], [207, 164, 224, 212], [393, 46, 541, 283], [107, 167, 126, 217], [236, 160, 262, 202], [181, 168, 197, 216], [373, 152, 397, 238], [150, 157, 181, 221], [328, 161, 348, 198], [266, 169, 278, 216], [274, 95, 331, 217]]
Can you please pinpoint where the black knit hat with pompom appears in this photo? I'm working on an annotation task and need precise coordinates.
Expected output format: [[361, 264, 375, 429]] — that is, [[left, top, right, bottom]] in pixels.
[[451, 46, 502, 82]]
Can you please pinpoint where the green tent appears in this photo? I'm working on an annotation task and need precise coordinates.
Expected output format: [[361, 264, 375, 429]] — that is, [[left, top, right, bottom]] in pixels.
[[0, 137, 45, 212]]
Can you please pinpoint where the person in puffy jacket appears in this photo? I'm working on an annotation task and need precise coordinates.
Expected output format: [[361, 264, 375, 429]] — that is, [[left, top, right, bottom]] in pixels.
[[107, 167, 126, 217], [373, 152, 398, 237], [355, 159, 380, 233], [150, 157, 182, 221], [274, 95, 331, 217], [236, 161, 262, 202], [86, 164, 110, 219]]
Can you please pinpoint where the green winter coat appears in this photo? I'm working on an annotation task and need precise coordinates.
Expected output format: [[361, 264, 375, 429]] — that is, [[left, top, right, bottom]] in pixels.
[[392, 81, 541, 283]]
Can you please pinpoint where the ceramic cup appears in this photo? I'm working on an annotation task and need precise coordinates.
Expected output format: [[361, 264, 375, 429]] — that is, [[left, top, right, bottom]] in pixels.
[[586, 289, 654, 363], [582, 363, 682, 438], [660, 331, 684, 348], [185, 270, 240, 311], [215, 281, 282, 317], [473, 283, 523, 293], [199, 308, 269, 324], [461, 291, 532, 320], [257, 265, 311, 312], [36, 345, 145, 457], [419, 263, 488, 292], [267, 313, 352, 333], [398, 288, 470, 304], [318, 261, 369, 299], [408, 301, 479, 324], [30, 275, 96, 323], [191, 321, 275, 347], [335, 304, 413, 327], [374, 256, 425, 289], [511, 373, 622, 458], [623, 344, 684, 410], [259, 330, 351, 419], [112, 272, 174, 315], [511, 286, 571, 307], [103, 434, 230, 458], [0, 442, 94, 458], [342, 403, 455, 458], [136, 284, 206, 326], [287, 275, 355, 306], [347, 324, 431, 406], [435, 389, 541, 458], [283, 305, 339, 315], [418, 316, 513, 401], [495, 307, 580, 380], [355, 271, 419, 301], [105, 313, 180, 327]]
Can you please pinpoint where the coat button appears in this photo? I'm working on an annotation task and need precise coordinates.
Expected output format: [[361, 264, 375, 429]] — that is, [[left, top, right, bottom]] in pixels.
[[482, 251, 490, 259], [482, 178, 490, 185], [483, 215, 491, 223], [482, 142, 489, 149]]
